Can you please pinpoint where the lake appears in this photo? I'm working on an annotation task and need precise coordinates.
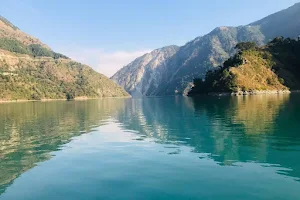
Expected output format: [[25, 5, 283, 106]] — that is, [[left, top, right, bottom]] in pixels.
[[0, 94, 300, 199]]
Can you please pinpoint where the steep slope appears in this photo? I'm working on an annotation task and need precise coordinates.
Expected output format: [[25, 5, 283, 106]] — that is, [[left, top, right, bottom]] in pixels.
[[0, 16, 129, 101], [250, 2, 300, 40], [113, 3, 300, 96], [0, 15, 50, 49], [111, 46, 179, 96]]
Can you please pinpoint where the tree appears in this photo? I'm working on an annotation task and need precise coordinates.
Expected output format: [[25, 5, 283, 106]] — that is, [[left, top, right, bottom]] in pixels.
[[269, 36, 284, 45], [235, 42, 258, 52]]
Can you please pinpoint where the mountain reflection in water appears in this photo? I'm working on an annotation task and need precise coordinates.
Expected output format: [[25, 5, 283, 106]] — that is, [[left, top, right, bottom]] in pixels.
[[0, 94, 300, 199]]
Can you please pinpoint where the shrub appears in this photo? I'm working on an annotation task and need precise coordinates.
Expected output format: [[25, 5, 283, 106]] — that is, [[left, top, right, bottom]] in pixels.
[[28, 44, 53, 57], [0, 38, 31, 54], [278, 78, 285, 84], [235, 42, 258, 52], [0, 38, 68, 59]]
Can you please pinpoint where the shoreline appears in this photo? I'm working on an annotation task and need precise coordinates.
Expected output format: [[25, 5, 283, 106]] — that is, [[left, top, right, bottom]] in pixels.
[[222, 90, 291, 96], [0, 96, 131, 104], [189, 90, 300, 97], [2, 90, 299, 103]]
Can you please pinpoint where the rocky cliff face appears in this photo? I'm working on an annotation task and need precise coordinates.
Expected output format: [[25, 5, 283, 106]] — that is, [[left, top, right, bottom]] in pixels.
[[111, 45, 179, 96], [112, 3, 300, 96]]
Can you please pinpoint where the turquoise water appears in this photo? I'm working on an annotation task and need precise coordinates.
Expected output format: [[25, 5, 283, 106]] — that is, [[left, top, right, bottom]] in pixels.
[[0, 94, 300, 199]]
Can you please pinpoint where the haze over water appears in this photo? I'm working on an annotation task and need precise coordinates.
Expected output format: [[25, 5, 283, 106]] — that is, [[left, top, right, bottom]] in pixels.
[[0, 94, 300, 199]]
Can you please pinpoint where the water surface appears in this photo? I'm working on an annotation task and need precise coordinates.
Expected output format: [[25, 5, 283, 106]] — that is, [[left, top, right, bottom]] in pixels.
[[0, 94, 300, 199]]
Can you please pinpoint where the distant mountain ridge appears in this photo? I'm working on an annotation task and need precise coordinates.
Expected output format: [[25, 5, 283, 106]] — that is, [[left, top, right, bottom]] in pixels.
[[0, 16, 129, 101], [249, 2, 300, 40], [112, 3, 300, 96]]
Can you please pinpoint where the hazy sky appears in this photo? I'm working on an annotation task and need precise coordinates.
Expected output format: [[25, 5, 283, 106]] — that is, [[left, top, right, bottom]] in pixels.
[[0, 0, 299, 77]]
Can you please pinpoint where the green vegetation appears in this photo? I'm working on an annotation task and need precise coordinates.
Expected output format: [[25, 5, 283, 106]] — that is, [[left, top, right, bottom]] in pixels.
[[0, 57, 129, 100], [0, 38, 30, 54], [189, 38, 300, 95], [235, 42, 258, 52], [28, 44, 68, 59], [267, 37, 300, 88], [0, 38, 68, 59], [188, 63, 239, 94]]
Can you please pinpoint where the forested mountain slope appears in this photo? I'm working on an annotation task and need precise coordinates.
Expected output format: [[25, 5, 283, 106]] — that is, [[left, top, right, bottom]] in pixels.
[[0, 16, 129, 101], [188, 38, 300, 95]]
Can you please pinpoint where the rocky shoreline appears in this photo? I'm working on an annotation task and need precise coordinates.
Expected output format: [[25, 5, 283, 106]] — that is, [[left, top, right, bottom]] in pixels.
[[0, 96, 131, 104], [198, 90, 296, 97], [232, 90, 291, 96]]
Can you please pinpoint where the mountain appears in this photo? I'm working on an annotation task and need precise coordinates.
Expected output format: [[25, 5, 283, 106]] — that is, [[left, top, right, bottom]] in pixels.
[[111, 45, 179, 96], [0, 16, 129, 101], [250, 2, 300, 40], [155, 26, 266, 96], [112, 3, 300, 96], [188, 38, 300, 96]]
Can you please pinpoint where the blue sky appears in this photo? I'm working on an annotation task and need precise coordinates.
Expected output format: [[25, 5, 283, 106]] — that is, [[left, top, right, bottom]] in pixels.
[[0, 0, 299, 76]]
